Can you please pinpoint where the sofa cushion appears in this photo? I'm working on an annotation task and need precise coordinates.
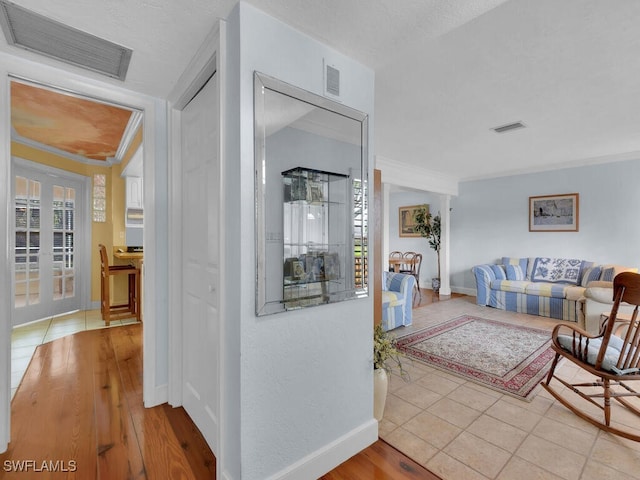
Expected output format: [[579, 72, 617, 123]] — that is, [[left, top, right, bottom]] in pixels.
[[502, 257, 528, 276], [490, 264, 506, 280], [491, 280, 528, 293], [531, 257, 584, 285], [505, 264, 525, 281], [524, 282, 568, 299], [581, 265, 602, 286], [564, 286, 586, 301]]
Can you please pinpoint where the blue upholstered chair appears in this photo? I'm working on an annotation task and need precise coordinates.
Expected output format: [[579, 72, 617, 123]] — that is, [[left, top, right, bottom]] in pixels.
[[381, 271, 416, 331]]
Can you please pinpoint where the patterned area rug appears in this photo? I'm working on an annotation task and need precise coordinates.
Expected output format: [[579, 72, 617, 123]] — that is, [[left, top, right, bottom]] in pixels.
[[396, 315, 556, 401]]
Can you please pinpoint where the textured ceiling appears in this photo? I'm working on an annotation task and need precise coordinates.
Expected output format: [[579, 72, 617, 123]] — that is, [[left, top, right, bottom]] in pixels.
[[11, 81, 132, 161], [2, 0, 639, 180]]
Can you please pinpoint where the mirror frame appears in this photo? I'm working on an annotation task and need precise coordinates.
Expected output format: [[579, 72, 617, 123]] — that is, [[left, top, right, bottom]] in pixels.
[[254, 71, 369, 316]]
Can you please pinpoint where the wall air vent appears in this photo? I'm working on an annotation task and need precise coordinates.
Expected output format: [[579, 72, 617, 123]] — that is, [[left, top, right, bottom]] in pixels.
[[323, 59, 341, 99], [492, 121, 526, 133], [0, 0, 132, 80]]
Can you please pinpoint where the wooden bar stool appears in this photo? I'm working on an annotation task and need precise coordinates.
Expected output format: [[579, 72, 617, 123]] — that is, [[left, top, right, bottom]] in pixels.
[[98, 244, 140, 326]]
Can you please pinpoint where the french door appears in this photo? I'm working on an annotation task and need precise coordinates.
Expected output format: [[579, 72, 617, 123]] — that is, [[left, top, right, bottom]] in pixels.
[[12, 162, 87, 326]]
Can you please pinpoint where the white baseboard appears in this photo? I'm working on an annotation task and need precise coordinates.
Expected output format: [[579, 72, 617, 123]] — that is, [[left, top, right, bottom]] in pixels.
[[265, 419, 378, 480], [144, 383, 168, 408], [452, 286, 476, 296]]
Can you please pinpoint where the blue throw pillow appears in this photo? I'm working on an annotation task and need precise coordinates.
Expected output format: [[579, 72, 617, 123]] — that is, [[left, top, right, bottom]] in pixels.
[[490, 264, 506, 280], [506, 264, 525, 281], [502, 257, 528, 276], [601, 267, 615, 282], [581, 266, 602, 286]]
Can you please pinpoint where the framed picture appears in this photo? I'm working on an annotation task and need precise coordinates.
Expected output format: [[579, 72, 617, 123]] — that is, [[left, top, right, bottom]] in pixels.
[[529, 193, 579, 232], [399, 205, 425, 237]]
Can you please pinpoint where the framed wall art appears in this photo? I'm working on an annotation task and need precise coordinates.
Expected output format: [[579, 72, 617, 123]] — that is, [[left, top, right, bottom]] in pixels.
[[399, 204, 425, 237], [529, 193, 579, 232]]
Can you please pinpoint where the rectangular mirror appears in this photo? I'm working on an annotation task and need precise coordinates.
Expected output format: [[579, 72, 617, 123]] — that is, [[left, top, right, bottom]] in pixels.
[[254, 72, 369, 316]]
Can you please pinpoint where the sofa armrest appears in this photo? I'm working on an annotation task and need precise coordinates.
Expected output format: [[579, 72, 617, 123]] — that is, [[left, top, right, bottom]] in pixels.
[[582, 281, 638, 334], [472, 265, 497, 306], [584, 281, 614, 304], [384, 272, 415, 294]]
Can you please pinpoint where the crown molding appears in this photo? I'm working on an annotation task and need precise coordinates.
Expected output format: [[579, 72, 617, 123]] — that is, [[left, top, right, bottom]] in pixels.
[[375, 154, 458, 196], [11, 131, 114, 166]]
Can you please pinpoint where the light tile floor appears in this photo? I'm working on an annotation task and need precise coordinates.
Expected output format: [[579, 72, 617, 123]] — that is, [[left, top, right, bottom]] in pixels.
[[11, 310, 139, 399], [380, 297, 640, 480]]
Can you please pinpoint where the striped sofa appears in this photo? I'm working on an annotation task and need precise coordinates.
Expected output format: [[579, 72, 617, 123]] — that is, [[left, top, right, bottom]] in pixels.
[[472, 257, 633, 326], [382, 271, 415, 331]]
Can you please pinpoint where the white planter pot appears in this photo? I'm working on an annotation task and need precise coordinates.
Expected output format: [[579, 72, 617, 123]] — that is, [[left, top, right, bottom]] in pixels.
[[373, 368, 389, 421]]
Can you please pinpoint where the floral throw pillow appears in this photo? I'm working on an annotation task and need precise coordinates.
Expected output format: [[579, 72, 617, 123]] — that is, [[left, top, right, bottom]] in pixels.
[[531, 257, 583, 284]]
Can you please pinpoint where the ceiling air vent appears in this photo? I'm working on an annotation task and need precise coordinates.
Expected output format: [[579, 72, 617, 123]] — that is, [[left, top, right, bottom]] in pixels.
[[492, 121, 526, 133], [0, 0, 132, 80]]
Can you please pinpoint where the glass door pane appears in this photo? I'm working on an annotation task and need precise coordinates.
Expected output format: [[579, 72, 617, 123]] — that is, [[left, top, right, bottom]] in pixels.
[[53, 185, 75, 301], [14, 176, 41, 308], [13, 165, 83, 325]]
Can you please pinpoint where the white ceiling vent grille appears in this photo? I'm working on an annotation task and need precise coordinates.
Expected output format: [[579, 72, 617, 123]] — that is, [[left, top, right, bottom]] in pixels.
[[0, 0, 132, 80], [492, 121, 526, 133]]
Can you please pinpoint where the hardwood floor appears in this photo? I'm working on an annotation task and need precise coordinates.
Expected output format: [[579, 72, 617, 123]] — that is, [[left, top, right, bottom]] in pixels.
[[413, 287, 465, 309], [3, 321, 443, 479], [1, 324, 215, 479], [322, 440, 442, 480]]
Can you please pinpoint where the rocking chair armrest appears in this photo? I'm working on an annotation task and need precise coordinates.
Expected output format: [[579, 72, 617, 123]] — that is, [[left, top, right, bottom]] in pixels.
[[550, 322, 597, 341], [551, 323, 603, 361]]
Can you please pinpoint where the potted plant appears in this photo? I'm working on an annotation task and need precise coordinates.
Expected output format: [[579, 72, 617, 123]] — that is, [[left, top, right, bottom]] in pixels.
[[413, 206, 442, 293], [373, 324, 407, 420]]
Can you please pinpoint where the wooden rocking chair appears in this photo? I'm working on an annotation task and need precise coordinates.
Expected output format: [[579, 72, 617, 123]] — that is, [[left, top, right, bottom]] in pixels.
[[541, 271, 640, 441]]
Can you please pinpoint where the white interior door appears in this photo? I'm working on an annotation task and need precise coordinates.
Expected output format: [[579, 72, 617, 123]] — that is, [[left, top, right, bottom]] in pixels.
[[12, 162, 86, 325], [180, 73, 220, 453]]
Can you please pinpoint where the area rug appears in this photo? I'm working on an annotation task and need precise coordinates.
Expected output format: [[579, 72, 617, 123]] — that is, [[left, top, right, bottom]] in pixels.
[[396, 315, 556, 401]]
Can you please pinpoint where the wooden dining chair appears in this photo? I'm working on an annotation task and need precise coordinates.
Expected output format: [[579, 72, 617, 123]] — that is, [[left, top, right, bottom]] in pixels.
[[541, 271, 640, 441], [389, 251, 402, 272], [99, 244, 141, 326], [399, 251, 417, 274]]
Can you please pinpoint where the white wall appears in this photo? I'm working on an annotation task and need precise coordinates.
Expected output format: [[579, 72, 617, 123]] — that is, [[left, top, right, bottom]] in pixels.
[[223, 3, 376, 479], [450, 158, 640, 294]]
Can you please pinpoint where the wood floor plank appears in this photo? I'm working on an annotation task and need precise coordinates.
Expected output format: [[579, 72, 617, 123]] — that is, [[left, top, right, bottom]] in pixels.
[[321, 439, 442, 480], [93, 329, 146, 479], [162, 404, 216, 479]]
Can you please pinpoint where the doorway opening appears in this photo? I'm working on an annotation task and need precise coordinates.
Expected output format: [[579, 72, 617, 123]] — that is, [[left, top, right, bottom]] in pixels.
[[8, 77, 146, 397]]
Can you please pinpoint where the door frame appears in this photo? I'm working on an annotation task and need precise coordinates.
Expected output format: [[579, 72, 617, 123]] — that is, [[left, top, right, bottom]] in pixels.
[[0, 52, 165, 452], [166, 18, 225, 459], [11, 158, 91, 324]]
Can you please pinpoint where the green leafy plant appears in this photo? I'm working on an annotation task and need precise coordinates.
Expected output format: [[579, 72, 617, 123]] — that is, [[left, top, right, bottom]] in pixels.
[[373, 324, 407, 378], [413, 206, 441, 280]]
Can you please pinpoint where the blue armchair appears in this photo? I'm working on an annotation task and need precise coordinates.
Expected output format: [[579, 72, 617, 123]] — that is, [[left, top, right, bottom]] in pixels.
[[381, 271, 416, 331]]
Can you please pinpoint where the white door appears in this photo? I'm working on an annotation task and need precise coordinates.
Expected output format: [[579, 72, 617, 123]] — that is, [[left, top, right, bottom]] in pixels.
[[12, 163, 86, 325], [181, 73, 220, 452]]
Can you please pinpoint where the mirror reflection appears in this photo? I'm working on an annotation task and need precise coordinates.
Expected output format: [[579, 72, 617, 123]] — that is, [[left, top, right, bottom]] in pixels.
[[255, 72, 368, 316]]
